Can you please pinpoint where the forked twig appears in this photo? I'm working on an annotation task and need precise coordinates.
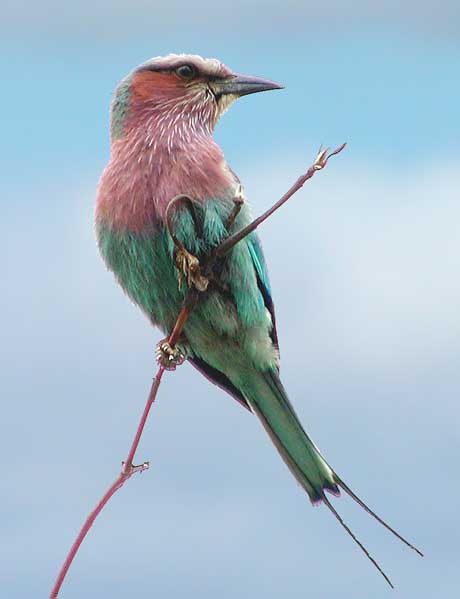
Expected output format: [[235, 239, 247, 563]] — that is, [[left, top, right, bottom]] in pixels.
[[215, 143, 346, 258], [49, 144, 346, 597]]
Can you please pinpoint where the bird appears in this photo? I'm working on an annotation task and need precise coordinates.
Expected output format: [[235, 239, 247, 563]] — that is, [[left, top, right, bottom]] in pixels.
[[95, 53, 421, 585]]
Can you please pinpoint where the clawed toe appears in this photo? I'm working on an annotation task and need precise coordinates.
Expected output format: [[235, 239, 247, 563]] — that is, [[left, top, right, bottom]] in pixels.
[[155, 339, 186, 370]]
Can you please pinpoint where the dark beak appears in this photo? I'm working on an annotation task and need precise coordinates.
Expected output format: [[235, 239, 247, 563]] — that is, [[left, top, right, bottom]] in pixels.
[[210, 73, 284, 98]]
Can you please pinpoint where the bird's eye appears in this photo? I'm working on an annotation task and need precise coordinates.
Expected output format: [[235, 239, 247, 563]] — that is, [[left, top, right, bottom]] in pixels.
[[175, 64, 197, 80]]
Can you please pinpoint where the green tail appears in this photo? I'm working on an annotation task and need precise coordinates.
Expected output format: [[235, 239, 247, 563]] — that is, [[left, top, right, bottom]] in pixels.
[[241, 370, 339, 504], [240, 369, 423, 588]]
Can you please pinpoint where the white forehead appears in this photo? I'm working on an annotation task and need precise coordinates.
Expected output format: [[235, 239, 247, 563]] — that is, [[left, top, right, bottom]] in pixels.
[[136, 53, 233, 78]]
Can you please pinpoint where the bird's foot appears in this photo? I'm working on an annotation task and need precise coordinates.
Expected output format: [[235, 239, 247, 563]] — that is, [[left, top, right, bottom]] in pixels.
[[156, 339, 186, 371], [175, 248, 209, 292]]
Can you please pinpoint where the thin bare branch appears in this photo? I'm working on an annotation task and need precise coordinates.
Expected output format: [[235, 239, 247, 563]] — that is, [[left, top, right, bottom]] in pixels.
[[49, 294, 196, 598], [49, 370, 163, 599], [215, 143, 346, 258]]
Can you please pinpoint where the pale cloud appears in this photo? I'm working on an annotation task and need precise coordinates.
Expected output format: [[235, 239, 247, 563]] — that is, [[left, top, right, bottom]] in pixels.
[[236, 154, 460, 380]]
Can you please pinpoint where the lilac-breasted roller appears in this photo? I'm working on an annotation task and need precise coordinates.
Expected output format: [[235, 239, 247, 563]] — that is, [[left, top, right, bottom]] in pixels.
[[95, 54, 421, 583]]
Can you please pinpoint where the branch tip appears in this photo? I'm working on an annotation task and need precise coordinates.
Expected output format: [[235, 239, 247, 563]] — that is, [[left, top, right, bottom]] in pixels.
[[328, 142, 347, 159], [313, 142, 346, 171]]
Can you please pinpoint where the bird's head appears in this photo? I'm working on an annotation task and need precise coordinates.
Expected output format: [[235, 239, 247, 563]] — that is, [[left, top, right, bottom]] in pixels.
[[110, 53, 283, 147]]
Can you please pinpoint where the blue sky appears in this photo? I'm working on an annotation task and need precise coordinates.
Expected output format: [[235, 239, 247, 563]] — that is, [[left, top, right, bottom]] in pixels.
[[2, 2, 460, 597]]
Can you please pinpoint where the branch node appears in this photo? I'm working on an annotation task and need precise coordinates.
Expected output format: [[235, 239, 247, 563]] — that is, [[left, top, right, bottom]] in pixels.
[[225, 184, 245, 231], [314, 145, 329, 170], [314, 142, 347, 170], [121, 461, 150, 476]]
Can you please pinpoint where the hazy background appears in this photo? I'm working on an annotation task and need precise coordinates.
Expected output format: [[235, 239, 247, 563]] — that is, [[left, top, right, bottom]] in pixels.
[[2, 1, 459, 597]]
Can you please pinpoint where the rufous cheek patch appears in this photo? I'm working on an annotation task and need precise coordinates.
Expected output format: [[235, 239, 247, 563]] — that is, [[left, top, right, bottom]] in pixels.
[[132, 71, 182, 101]]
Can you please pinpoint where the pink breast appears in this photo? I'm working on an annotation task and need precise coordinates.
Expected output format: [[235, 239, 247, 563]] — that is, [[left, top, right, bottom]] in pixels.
[[96, 135, 235, 232]]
